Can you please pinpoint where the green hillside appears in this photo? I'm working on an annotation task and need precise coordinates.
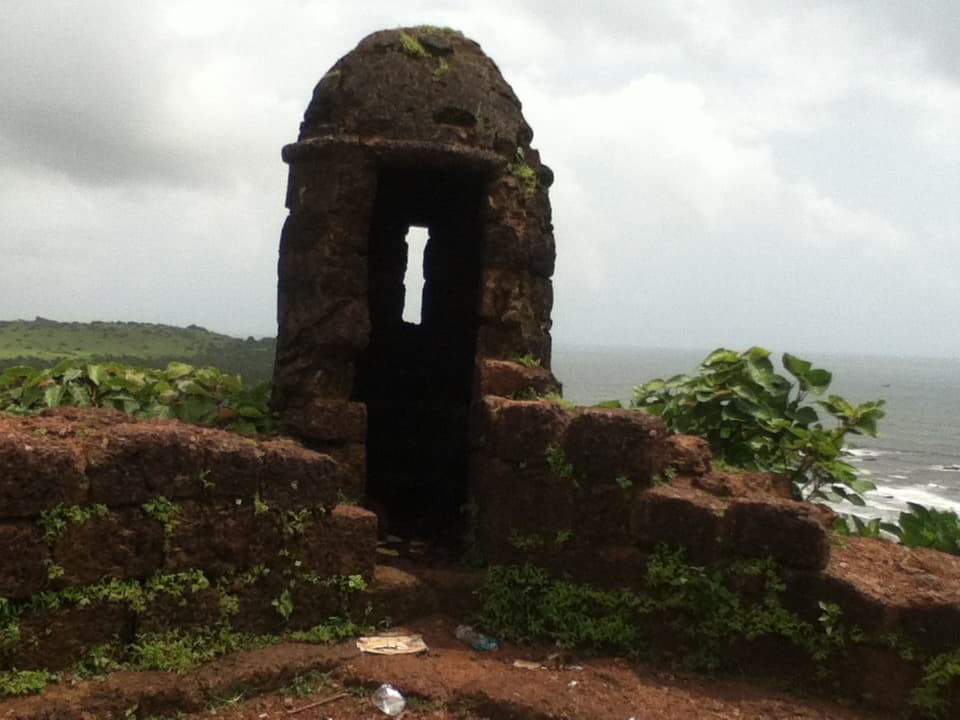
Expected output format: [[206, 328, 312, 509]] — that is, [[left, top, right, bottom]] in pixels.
[[0, 318, 275, 383]]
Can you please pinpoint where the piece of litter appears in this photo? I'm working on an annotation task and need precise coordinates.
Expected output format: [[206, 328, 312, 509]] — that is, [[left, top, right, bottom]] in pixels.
[[455, 624, 500, 651], [376, 547, 400, 556], [512, 659, 543, 670], [372, 683, 406, 716], [568, 680, 579, 687], [357, 632, 428, 655]]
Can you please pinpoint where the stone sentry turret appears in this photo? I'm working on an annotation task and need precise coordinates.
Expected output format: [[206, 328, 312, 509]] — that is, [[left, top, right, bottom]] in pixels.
[[272, 27, 559, 539]]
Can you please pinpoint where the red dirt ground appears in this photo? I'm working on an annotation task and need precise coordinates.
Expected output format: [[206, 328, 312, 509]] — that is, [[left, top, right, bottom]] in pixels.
[[178, 615, 892, 720]]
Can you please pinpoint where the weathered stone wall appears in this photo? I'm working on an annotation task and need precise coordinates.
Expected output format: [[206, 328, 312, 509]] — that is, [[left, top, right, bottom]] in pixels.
[[0, 408, 376, 671], [469, 363, 960, 714]]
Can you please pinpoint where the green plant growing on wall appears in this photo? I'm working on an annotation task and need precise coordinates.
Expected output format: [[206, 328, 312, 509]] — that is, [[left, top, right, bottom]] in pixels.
[[508, 161, 538, 193], [632, 347, 885, 505], [400, 32, 429, 58], [545, 445, 579, 486], [508, 531, 545, 552], [143, 496, 181, 549], [272, 589, 294, 620], [910, 650, 960, 719], [478, 546, 863, 673], [283, 509, 312, 536], [0, 598, 19, 654], [432, 56, 449, 81], [37, 503, 109, 544], [512, 353, 541, 368]]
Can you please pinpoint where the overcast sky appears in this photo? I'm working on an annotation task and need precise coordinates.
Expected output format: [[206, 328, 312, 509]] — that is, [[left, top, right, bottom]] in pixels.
[[1, 1, 958, 357]]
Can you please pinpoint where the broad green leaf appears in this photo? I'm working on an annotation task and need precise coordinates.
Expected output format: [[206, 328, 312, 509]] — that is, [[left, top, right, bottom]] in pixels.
[[782, 353, 812, 380], [804, 369, 832, 394], [791, 405, 819, 426], [67, 383, 92, 406], [61, 367, 83, 383], [43, 384, 65, 408], [849, 478, 877, 494], [164, 362, 194, 380], [87, 364, 106, 386], [703, 348, 740, 367]]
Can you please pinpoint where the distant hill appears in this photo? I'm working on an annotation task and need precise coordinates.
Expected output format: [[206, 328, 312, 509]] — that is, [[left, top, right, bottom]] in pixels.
[[0, 318, 276, 383]]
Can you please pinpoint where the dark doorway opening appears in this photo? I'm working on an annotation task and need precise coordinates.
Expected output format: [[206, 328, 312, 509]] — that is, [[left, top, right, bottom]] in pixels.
[[352, 167, 486, 546]]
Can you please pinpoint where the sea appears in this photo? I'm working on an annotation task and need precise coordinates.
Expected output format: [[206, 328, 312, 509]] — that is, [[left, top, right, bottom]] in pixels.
[[551, 345, 960, 522]]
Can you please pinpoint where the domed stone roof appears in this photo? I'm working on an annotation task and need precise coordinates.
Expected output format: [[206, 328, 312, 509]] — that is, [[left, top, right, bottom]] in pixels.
[[297, 26, 533, 158]]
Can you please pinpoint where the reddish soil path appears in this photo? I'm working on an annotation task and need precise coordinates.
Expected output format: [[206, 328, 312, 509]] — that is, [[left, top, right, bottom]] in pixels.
[[182, 615, 891, 720]]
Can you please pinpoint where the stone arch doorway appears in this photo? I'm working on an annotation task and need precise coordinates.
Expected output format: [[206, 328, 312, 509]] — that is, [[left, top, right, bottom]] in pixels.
[[352, 167, 487, 541]]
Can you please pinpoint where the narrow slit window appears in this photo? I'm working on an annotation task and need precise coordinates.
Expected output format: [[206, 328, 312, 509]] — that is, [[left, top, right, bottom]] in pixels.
[[403, 225, 428, 324]]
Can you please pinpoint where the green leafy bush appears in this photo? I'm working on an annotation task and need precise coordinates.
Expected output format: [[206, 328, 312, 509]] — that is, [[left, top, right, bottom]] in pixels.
[[897, 504, 960, 555], [0, 360, 274, 435], [632, 347, 885, 504]]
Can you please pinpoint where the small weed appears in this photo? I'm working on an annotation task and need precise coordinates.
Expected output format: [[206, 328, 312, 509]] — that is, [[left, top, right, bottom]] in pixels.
[[593, 399, 623, 408], [910, 650, 960, 719], [336, 490, 359, 506], [512, 353, 541, 368], [283, 669, 330, 698], [615, 475, 633, 491], [545, 445, 579, 486], [37, 503, 109, 544], [508, 531, 544, 552], [142, 496, 180, 548], [288, 617, 364, 644], [253, 493, 269, 514], [0, 669, 54, 697], [651, 467, 678, 486], [73, 642, 124, 679], [508, 162, 538, 193], [542, 392, 575, 411], [44, 559, 65, 580], [130, 626, 268, 673], [145, 570, 210, 601], [400, 32, 429, 58], [433, 57, 449, 81], [283, 509, 312, 536], [272, 589, 294, 620]]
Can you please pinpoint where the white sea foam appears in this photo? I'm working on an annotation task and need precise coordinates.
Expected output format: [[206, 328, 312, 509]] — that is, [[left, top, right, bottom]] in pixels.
[[867, 485, 960, 515], [843, 448, 887, 458]]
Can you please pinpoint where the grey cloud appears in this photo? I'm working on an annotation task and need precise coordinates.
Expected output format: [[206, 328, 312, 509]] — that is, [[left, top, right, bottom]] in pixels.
[[0, 2, 222, 186]]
